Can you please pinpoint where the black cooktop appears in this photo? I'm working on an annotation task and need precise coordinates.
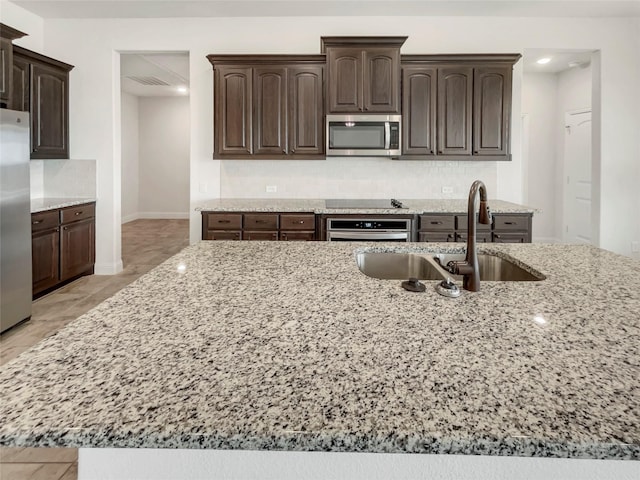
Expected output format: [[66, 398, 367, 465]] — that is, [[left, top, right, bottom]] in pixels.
[[325, 199, 407, 209]]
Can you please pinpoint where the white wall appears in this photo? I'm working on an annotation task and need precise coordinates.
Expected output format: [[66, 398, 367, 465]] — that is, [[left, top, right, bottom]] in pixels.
[[121, 92, 139, 223], [0, 0, 43, 51], [521, 73, 558, 242], [2, 11, 636, 271], [138, 96, 190, 219]]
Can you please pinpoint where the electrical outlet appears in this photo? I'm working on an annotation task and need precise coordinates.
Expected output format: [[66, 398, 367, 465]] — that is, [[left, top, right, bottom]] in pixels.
[[441, 186, 454, 194], [266, 185, 277, 193], [632, 241, 640, 253]]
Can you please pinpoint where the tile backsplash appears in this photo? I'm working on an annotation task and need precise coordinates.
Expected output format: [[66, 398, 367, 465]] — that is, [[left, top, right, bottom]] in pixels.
[[220, 158, 498, 199], [30, 159, 96, 198]]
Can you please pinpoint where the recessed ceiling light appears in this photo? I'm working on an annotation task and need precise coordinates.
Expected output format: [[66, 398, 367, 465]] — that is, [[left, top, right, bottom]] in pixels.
[[177, 86, 188, 93], [536, 57, 551, 65]]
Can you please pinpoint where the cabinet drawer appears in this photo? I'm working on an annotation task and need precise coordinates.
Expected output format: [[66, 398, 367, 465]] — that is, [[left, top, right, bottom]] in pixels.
[[31, 210, 59, 232], [419, 232, 455, 242], [456, 232, 492, 243], [60, 203, 95, 224], [280, 231, 315, 241], [244, 214, 278, 230], [243, 231, 278, 241], [204, 230, 242, 240], [205, 213, 242, 230], [493, 215, 529, 231], [455, 214, 491, 231], [493, 233, 528, 243], [419, 215, 455, 231], [280, 214, 315, 230]]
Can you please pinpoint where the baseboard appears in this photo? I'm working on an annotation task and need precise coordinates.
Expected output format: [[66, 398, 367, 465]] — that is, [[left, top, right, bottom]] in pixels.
[[135, 212, 190, 220], [94, 259, 124, 275], [121, 213, 139, 224]]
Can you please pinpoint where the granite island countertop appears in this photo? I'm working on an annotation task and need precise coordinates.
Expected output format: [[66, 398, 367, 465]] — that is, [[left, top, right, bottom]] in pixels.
[[195, 198, 538, 214], [0, 241, 638, 460]]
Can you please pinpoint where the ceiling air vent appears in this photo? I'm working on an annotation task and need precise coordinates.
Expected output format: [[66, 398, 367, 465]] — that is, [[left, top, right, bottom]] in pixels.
[[126, 76, 170, 86]]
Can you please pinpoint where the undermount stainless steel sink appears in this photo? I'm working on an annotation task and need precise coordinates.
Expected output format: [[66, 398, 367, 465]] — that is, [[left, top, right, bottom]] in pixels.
[[356, 252, 545, 282], [356, 253, 447, 280], [432, 253, 545, 282]]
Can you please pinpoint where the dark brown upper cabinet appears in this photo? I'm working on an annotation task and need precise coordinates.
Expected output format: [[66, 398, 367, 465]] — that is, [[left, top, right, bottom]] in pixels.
[[473, 66, 512, 156], [322, 37, 406, 114], [12, 46, 73, 159], [0, 23, 27, 109], [402, 67, 436, 155], [438, 66, 473, 156], [209, 55, 325, 159], [401, 54, 520, 161]]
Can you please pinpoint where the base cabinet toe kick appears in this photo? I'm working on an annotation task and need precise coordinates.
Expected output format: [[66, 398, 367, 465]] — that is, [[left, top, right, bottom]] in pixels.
[[201, 211, 532, 243]]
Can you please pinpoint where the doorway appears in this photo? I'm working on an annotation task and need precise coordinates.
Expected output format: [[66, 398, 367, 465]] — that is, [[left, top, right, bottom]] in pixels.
[[119, 52, 190, 224], [563, 109, 592, 244]]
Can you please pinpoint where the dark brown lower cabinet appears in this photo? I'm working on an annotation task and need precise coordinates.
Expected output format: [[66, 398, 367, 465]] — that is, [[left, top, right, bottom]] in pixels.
[[60, 218, 95, 281], [32, 227, 60, 294], [202, 212, 316, 241], [418, 213, 531, 243], [31, 202, 95, 297]]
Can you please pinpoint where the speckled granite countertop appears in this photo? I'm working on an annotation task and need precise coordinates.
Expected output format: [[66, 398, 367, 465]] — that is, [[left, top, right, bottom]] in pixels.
[[31, 197, 96, 213], [195, 198, 538, 214], [1, 242, 638, 460]]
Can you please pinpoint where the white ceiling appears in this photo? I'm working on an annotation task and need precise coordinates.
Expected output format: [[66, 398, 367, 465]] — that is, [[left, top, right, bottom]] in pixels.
[[121, 52, 189, 96], [522, 49, 594, 73], [10, 0, 640, 18]]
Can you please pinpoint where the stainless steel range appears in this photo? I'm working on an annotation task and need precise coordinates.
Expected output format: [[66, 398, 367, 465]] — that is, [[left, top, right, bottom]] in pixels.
[[324, 199, 412, 242]]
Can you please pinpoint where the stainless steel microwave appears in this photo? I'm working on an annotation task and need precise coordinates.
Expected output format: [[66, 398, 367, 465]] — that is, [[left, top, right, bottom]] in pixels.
[[326, 114, 401, 157]]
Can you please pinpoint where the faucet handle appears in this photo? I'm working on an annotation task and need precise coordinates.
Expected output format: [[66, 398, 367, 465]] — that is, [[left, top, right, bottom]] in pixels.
[[479, 200, 492, 225]]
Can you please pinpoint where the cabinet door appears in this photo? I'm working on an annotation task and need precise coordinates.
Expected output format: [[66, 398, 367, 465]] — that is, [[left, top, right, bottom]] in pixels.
[[12, 54, 29, 112], [243, 231, 278, 241], [60, 218, 95, 281], [402, 66, 436, 155], [418, 232, 455, 243], [254, 67, 287, 155], [437, 67, 472, 156], [215, 67, 252, 156], [280, 231, 315, 241], [204, 231, 242, 241], [363, 48, 400, 113], [327, 48, 362, 113], [473, 66, 511, 156], [288, 66, 324, 155], [30, 61, 69, 159], [32, 228, 60, 295], [0, 37, 12, 106]]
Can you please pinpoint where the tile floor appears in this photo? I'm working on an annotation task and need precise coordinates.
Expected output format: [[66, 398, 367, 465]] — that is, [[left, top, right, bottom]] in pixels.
[[0, 219, 189, 480]]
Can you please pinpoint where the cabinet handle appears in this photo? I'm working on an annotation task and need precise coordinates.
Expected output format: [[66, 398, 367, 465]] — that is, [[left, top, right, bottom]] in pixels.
[[255, 220, 268, 224], [291, 148, 296, 153], [430, 221, 442, 225], [32, 219, 42, 225], [474, 150, 479, 154], [504, 222, 515, 225], [281, 233, 287, 240], [495, 234, 501, 239], [63, 226, 68, 231], [217, 220, 231, 224], [75, 211, 83, 216], [55, 228, 59, 232], [296, 220, 304, 224]]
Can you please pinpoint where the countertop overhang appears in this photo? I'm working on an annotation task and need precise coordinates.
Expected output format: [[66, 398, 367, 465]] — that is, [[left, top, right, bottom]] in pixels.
[[195, 198, 539, 214], [0, 241, 637, 460]]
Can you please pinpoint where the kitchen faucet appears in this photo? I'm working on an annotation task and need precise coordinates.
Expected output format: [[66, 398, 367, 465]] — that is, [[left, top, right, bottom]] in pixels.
[[447, 180, 492, 292]]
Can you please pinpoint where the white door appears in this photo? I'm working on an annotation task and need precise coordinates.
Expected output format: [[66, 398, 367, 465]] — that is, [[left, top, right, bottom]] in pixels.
[[563, 110, 592, 244]]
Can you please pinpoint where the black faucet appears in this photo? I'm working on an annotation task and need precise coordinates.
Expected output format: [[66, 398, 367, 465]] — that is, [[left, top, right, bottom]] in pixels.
[[448, 180, 491, 292]]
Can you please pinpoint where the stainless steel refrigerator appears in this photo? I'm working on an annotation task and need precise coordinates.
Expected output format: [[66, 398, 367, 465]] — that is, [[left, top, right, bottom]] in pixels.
[[1, 109, 32, 333]]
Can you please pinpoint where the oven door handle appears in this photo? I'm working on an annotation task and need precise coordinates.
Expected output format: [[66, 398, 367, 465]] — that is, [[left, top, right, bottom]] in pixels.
[[328, 232, 409, 241]]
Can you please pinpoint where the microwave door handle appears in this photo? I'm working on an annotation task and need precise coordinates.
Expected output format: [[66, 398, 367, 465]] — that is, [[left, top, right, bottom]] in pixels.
[[384, 122, 391, 149]]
